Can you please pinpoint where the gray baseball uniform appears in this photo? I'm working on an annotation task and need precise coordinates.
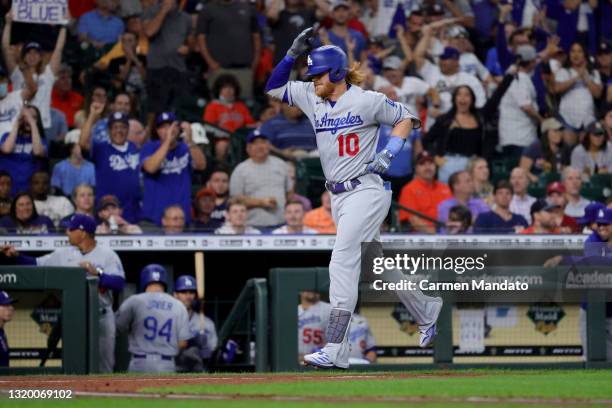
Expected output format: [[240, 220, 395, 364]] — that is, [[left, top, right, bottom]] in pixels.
[[115, 292, 192, 373], [36, 245, 124, 373], [347, 313, 376, 360], [176, 312, 218, 372], [298, 301, 331, 355], [268, 80, 442, 366]]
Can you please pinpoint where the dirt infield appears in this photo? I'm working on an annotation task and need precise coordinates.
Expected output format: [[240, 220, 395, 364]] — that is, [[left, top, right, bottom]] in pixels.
[[0, 372, 478, 393]]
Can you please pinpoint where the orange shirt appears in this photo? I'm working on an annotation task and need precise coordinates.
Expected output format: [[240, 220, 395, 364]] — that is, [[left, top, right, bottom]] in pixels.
[[51, 88, 84, 128], [398, 177, 451, 223], [203, 100, 255, 133], [303, 207, 336, 234]]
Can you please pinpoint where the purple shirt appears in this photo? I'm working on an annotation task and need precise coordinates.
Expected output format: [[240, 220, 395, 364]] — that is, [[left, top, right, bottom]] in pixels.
[[437, 197, 489, 224]]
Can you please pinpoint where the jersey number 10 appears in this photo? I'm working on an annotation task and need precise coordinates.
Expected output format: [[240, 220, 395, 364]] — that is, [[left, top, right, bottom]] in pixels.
[[337, 133, 360, 157], [144, 316, 173, 342]]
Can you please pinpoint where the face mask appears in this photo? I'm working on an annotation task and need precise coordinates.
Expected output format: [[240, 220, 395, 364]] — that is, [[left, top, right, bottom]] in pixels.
[[0, 83, 8, 98], [219, 95, 234, 104]]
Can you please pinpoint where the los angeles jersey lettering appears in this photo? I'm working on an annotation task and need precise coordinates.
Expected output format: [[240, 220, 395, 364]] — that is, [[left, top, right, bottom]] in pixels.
[[277, 82, 419, 183]]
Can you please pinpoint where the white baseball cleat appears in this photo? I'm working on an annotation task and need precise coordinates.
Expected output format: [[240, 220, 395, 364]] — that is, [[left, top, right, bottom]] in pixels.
[[303, 350, 334, 368], [419, 297, 443, 348]]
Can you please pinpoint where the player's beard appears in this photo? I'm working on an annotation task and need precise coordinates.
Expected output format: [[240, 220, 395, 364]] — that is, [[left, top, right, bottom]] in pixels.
[[315, 81, 335, 99]]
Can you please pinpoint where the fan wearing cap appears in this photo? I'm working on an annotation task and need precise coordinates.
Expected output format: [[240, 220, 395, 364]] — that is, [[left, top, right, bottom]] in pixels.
[[80, 104, 142, 223], [373, 55, 441, 117], [0, 291, 16, 367], [312, 1, 366, 62], [1, 214, 125, 373], [173, 275, 218, 372], [140, 112, 206, 226], [96, 194, 143, 234], [398, 151, 452, 233], [116, 265, 192, 373], [229, 131, 292, 228], [498, 44, 542, 159], [577, 201, 607, 236], [446, 25, 491, 83], [519, 199, 562, 234], [519, 118, 570, 183], [191, 187, 223, 233], [415, 25, 486, 126], [570, 121, 612, 180], [89, 93, 133, 144], [2, 10, 65, 130], [545, 181, 580, 233]]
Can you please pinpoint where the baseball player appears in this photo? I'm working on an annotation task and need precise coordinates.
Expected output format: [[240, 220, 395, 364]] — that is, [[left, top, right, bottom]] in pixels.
[[173, 275, 218, 372], [298, 291, 331, 362], [266, 28, 443, 369], [347, 312, 377, 364], [0, 291, 16, 367], [1, 214, 125, 373], [115, 264, 192, 373]]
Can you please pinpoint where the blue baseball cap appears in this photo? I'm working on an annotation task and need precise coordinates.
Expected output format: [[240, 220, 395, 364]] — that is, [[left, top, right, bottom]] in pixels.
[[0, 291, 17, 305], [156, 112, 177, 127], [108, 111, 129, 128], [595, 208, 612, 225], [68, 214, 97, 235], [175, 275, 197, 292], [22, 42, 42, 57], [247, 129, 269, 143], [577, 202, 606, 225], [440, 47, 460, 60]]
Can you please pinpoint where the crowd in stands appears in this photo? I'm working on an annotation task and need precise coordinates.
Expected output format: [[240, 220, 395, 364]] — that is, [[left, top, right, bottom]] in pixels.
[[0, 0, 609, 236]]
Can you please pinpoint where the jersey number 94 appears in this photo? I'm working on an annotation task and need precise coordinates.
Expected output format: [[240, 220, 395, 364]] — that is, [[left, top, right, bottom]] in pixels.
[[144, 316, 173, 342]]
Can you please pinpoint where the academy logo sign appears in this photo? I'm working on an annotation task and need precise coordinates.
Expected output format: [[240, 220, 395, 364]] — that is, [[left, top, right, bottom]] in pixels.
[[0, 273, 17, 284]]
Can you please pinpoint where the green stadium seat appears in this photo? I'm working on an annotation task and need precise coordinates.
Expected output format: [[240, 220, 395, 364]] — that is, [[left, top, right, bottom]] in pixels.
[[580, 184, 605, 202], [527, 185, 546, 198], [537, 172, 560, 187], [589, 174, 612, 188], [172, 95, 205, 123], [296, 157, 326, 206]]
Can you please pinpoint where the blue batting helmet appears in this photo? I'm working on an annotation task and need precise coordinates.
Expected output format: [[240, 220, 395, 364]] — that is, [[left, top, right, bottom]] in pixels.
[[175, 275, 197, 292], [306, 45, 348, 83], [140, 264, 168, 292]]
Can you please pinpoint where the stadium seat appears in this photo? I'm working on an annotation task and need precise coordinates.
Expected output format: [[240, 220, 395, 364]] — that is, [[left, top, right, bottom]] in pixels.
[[580, 184, 605, 202], [537, 172, 560, 187], [296, 157, 326, 206], [527, 184, 546, 198], [589, 174, 611, 188], [172, 95, 206, 123]]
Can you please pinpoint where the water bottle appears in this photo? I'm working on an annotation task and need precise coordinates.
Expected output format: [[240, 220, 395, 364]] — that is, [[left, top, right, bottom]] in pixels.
[[109, 216, 119, 234]]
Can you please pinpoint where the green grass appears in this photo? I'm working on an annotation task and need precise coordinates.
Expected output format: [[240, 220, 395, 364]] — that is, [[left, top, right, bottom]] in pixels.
[[0, 399, 578, 408], [145, 370, 612, 399]]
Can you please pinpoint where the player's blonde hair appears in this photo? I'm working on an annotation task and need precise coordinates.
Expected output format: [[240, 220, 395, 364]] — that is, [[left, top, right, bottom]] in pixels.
[[346, 62, 366, 85]]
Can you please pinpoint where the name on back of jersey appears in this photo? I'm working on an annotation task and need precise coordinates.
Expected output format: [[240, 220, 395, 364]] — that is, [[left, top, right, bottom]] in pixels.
[[314, 111, 364, 134], [146, 299, 175, 311]]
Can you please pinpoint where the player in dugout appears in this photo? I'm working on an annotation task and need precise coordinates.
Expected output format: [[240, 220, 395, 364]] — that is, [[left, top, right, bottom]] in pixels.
[[1, 214, 125, 373]]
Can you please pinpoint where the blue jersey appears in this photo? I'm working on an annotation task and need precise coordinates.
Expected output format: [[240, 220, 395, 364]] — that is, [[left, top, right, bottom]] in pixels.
[[51, 159, 96, 196], [0, 133, 47, 195], [0, 327, 8, 367], [259, 114, 317, 151], [88, 141, 141, 223], [140, 141, 192, 225]]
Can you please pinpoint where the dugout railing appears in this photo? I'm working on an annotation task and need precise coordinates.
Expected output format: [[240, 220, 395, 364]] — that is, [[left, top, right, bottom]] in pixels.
[[0, 266, 99, 375], [269, 267, 610, 372]]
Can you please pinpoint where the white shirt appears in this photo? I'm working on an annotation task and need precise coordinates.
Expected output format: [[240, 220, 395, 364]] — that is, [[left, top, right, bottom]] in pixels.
[[11, 65, 55, 128], [419, 60, 485, 113], [271, 225, 317, 234], [510, 193, 536, 224], [459, 53, 490, 81], [373, 75, 430, 114], [0, 90, 24, 136], [565, 196, 590, 218], [367, 0, 424, 36], [555, 67, 601, 129], [34, 195, 75, 228], [214, 224, 261, 235], [499, 72, 538, 147]]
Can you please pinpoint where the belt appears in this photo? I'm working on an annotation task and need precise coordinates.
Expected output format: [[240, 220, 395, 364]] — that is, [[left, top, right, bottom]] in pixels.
[[325, 178, 361, 195], [133, 353, 173, 361]]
